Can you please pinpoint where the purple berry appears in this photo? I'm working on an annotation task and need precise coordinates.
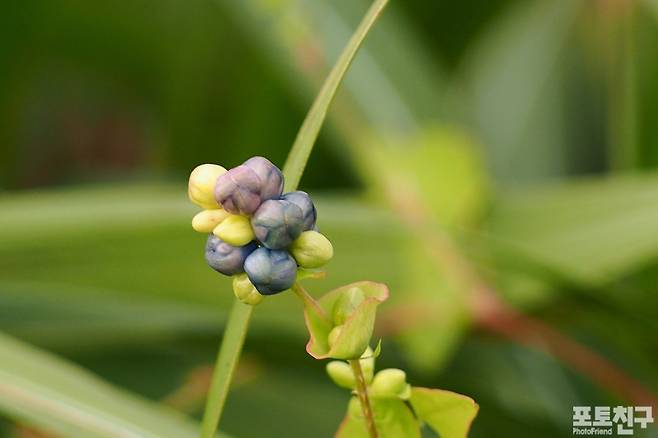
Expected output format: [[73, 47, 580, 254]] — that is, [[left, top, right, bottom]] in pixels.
[[244, 247, 297, 295], [214, 165, 262, 215], [205, 235, 257, 276], [243, 156, 284, 202]]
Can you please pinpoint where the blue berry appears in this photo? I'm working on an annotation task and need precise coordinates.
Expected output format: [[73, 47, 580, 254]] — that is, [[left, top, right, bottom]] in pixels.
[[281, 191, 317, 231], [205, 235, 257, 275], [251, 199, 304, 249], [244, 247, 297, 295]]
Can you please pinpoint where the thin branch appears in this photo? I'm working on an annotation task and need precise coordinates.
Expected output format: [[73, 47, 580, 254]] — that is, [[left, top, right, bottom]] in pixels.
[[349, 359, 378, 438]]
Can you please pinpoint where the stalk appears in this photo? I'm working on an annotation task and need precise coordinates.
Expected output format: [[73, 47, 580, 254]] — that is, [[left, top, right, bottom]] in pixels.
[[199, 1, 388, 436], [349, 359, 378, 438]]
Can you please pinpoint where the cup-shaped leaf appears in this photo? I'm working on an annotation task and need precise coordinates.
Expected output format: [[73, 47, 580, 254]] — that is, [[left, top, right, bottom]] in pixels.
[[409, 387, 478, 438], [302, 281, 388, 360]]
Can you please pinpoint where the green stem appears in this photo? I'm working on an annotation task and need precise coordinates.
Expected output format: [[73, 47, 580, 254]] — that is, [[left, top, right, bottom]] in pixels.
[[349, 359, 378, 438], [200, 300, 253, 438], [199, 1, 387, 436], [291, 281, 330, 324]]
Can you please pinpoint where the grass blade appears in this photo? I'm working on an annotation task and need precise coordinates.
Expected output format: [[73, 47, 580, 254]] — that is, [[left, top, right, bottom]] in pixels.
[[282, 0, 389, 192], [0, 331, 208, 437]]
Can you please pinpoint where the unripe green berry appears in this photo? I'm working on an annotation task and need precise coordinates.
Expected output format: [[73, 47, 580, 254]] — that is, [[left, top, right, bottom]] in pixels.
[[369, 368, 410, 400], [232, 273, 264, 306], [290, 231, 333, 269], [192, 209, 230, 233], [326, 361, 355, 389], [213, 214, 255, 246], [332, 287, 365, 326]]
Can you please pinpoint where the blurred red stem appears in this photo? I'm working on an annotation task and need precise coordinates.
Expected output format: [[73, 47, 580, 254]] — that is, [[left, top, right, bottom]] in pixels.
[[472, 288, 658, 411]]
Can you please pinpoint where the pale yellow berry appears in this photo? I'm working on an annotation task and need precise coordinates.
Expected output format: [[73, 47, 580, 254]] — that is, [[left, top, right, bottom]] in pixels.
[[188, 164, 226, 209], [213, 214, 255, 246], [232, 273, 264, 306], [191, 209, 230, 233]]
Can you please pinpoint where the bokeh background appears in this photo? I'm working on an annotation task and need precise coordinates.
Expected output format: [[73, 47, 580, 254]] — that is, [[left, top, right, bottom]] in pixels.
[[1, 0, 658, 436]]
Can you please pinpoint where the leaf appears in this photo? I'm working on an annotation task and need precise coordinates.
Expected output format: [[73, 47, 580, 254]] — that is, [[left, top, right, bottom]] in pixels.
[[282, 0, 389, 191], [460, 0, 581, 182], [487, 173, 658, 285], [409, 387, 479, 438], [368, 125, 489, 228], [336, 397, 419, 438], [389, 237, 471, 373], [0, 331, 209, 437], [303, 281, 388, 360]]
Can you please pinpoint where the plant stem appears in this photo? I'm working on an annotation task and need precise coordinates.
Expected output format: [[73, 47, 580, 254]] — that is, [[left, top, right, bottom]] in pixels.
[[199, 2, 387, 436], [200, 300, 253, 438], [349, 359, 378, 438], [291, 281, 330, 324]]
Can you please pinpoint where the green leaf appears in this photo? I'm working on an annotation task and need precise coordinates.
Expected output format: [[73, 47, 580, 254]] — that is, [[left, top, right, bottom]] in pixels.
[[488, 173, 658, 285], [303, 281, 388, 360], [0, 331, 208, 437], [461, 0, 582, 182], [336, 397, 419, 438], [368, 125, 489, 228], [409, 387, 479, 438]]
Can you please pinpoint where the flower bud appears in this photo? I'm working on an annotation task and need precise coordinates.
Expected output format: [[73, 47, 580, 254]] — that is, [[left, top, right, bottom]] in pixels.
[[326, 361, 355, 389], [188, 164, 227, 209], [251, 199, 304, 249], [244, 247, 297, 295], [281, 191, 316, 230], [332, 286, 365, 326], [214, 165, 263, 215], [328, 325, 343, 348], [213, 214, 255, 246], [192, 209, 230, 233], [290, 231, 333, 268], [232, 273, 264, 306], [205, 235, 257, 276], [243, 156, 284, 202], [369, 369, 410, 400]]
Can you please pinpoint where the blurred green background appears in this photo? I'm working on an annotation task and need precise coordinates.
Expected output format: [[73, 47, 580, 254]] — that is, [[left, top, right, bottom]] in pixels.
[[1, 0, 658, 436]]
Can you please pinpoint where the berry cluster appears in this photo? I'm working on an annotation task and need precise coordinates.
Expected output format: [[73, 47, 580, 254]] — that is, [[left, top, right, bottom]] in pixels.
[[188, 157, 333, 304]]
